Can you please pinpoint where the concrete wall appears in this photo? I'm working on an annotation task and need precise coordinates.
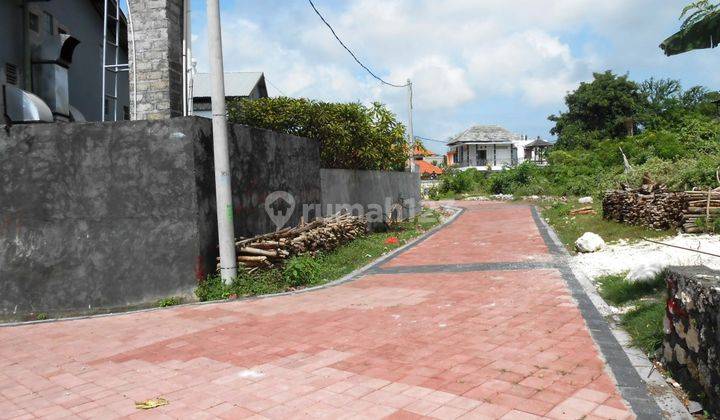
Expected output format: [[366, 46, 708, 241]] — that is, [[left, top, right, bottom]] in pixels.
[[0, 118, 215, 317], [0, 117, 417, 317], [320, 169, 421, 225]]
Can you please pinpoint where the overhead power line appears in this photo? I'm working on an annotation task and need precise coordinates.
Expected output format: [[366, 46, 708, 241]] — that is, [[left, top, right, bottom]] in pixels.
[[307, 0, 409, 88], [266, 77, 287, 97], [416, 136, 448, 144]]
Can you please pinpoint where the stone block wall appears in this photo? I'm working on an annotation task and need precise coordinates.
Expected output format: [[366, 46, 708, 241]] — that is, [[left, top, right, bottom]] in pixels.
[[663, 266, 720, 416], [128, 0, 184, 119]]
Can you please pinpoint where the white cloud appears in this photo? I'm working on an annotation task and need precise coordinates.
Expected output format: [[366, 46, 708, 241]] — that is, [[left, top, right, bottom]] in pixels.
[[189, 0, 720, 147]]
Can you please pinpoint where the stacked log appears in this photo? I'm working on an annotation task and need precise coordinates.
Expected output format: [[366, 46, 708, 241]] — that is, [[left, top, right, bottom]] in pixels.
[[681, 190, 720, 233], [602, 185, 688, 230], [217, 213, 367, 272]]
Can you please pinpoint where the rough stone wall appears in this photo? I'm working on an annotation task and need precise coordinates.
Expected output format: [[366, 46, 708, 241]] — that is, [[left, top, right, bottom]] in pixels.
[[663, 266, 720, 416], [129, 0, 184, 120]]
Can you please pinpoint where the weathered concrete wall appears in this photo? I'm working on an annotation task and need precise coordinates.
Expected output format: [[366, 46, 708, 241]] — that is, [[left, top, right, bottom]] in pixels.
[[663, 266, 720, 416], [228, 125, 321, 237], [129, 0, 184, 119], [0, 117, 416, 317], [320, 169, 421, 225], [0, 118, 215, 317]]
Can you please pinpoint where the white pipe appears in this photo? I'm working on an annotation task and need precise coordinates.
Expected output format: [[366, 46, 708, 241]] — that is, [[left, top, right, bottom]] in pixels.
[[126, 0, 138, 120], [182, 0, 188, 115], [206, 0, 237, 284]]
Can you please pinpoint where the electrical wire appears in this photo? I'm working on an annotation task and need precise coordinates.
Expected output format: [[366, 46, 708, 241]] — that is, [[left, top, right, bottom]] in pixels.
[[266, 78, 288, 97], [416, 136, 448, 144], [307, 0, 409, 88]]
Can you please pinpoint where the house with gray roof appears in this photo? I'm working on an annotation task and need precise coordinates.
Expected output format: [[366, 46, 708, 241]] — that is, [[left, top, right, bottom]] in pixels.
[[192, 71, 268, 118], [523, 136, 553, 165], [447, 125, 522, 171]]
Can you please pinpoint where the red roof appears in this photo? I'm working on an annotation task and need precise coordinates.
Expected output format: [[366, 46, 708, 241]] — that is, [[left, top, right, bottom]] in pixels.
[[414, 159, 443, 175]]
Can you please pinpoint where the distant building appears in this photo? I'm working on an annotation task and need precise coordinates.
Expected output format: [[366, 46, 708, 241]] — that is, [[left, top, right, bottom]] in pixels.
[[447, 125, 521, 171], [412, 144, 444, 179], [523, 137, 553, 165], [0, 0, 129, 122], [192, 72, 268, 118]]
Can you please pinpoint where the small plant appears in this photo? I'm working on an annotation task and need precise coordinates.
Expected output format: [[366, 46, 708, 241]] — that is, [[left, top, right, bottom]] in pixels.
[[283, 256, 321, 287], [621, 302, 666, 354], [157, 297, 181, 308], [35, 313, 48, 321]]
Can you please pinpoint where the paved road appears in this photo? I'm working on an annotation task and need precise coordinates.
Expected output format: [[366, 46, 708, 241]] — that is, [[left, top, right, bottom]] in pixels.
[[0, 202, 646, 419]]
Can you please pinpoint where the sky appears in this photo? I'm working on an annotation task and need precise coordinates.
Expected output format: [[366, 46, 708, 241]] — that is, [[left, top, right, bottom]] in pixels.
[[188, 0, 720, 154]]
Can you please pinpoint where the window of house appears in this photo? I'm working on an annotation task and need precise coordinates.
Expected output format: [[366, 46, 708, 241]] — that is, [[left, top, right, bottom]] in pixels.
[[43, 11, 54, 35], [5, 63, 18, 85], [29, 12, 39, 32]]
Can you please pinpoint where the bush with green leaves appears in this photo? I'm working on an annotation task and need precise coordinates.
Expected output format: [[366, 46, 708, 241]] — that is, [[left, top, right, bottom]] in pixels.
[[283, 255, 321, 287], [227, 97, 408, 171]]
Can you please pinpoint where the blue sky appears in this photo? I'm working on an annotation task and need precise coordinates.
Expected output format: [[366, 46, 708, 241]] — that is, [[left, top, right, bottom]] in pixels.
[[188, 0, 720, 154]]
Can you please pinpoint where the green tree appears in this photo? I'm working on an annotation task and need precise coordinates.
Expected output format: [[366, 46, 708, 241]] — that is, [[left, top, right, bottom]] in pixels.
[[549, 71, 647, 149], [227, 97, 408, 171]]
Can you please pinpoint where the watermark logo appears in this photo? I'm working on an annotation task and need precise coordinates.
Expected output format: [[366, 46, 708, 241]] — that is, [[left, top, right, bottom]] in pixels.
[[264, 191, 296, 230], [265, 190, 429, 229]]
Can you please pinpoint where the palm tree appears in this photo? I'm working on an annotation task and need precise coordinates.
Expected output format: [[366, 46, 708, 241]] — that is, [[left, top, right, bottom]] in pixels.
[[660, 1, 720, 56]]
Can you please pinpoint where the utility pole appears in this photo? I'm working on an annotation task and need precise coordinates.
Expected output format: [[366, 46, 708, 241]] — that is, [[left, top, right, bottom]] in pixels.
[[407, 79, 415, 172], [206, 0, 237, 284]]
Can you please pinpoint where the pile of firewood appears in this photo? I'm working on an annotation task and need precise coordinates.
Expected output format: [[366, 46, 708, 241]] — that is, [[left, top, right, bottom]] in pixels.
[[681, 190, 720, 233], [602, 185, 688, 230], [218, 213, 367, 272]]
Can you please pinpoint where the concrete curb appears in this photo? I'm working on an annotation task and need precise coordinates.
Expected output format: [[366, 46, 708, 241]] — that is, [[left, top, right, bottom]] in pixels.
[[0, 206, 465, 329], [531, 206, 690, 420]]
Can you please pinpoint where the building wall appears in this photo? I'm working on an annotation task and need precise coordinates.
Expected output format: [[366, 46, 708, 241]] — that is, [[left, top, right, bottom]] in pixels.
[[0, 0, 129, 121]]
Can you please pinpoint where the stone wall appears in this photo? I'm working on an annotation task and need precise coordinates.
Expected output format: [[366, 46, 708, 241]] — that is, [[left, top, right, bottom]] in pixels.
[[128, 0, 184, 119], [663, 266, 720, 416]]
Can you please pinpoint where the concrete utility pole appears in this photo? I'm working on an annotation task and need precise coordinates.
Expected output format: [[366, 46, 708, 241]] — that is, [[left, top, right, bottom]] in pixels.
[[407, 79, 415, 172], [206, 0, 237, 284]]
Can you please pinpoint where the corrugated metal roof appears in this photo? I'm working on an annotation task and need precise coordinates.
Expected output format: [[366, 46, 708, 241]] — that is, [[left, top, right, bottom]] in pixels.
[[448, 125, 521, 145], [193, 72, 264, 98]]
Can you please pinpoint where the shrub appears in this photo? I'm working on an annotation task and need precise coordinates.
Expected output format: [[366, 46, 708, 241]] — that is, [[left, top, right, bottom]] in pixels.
[[227, 97, 408, 171], [283, 256, 321, 287]]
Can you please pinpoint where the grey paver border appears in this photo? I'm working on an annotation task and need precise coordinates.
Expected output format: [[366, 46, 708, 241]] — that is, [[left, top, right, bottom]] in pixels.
[[530, 206, 674, 419], [0, 205, 465, 328]]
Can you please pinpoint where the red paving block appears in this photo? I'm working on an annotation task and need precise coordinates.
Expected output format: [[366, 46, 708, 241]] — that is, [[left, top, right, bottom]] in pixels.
[[0, 202, 635, 419]]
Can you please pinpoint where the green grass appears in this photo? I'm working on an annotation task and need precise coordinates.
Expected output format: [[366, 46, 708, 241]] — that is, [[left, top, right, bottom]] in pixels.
[[596, 273, 665, 306], [621, 301, 666, 355], [594, 271, 667, 356], [195, 209, 443, 302], [540, 199, 671, 252], [157, 297, 182, 307]]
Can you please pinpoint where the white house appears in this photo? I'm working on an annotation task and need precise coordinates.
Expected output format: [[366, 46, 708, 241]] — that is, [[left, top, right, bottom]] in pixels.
[[447, 125, 523, 171]]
